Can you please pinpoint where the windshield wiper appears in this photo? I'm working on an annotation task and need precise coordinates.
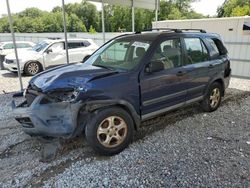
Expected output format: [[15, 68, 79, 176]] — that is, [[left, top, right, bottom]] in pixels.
[[93, 64, 115, 71]]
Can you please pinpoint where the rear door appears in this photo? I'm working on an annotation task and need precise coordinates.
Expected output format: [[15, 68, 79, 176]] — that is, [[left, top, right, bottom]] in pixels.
[[204, 37, 229, 85], [182, 37, 211, 101], [140, 37, 188, 118]]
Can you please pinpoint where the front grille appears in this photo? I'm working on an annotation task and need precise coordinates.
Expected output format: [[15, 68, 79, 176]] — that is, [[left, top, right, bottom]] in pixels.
[[5, 59, 14, 64], [15, 117, 34, 128]]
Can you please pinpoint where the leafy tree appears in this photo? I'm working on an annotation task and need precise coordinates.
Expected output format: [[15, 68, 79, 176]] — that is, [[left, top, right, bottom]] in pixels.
[[18, 8, 46, 18], [0, 0, 206, 33], [89, 25, 97, 34], [68, 13, 87, 32], [217, 0, 250, 17]]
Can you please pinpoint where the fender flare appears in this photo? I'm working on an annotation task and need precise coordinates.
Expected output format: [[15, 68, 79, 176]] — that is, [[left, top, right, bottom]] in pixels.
[[84, 99, 141, 130], [204, 76, 225, 97]]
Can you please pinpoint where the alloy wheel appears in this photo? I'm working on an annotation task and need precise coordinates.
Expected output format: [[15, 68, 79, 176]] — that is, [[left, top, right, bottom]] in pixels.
[[97, 116, 128, 148]]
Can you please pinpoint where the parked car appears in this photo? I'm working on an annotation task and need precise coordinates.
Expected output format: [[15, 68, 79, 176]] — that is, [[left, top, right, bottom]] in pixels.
[[0, 41, 35, 57], [4, 38, 98, 75], [12, 29, 231, 155]]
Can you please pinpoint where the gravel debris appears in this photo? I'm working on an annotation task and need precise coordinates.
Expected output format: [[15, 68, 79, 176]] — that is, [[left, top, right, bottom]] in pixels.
[[0, 70, 249, 187]]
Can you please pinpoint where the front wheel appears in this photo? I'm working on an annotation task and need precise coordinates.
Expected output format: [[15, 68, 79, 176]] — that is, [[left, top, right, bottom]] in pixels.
[[201, 82, 223, 112], [85, 107, 134, 155], [24, 61, 41, 76]]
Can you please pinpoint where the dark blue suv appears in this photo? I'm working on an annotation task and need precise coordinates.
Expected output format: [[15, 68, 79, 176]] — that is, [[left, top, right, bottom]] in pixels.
[[13, 29, 231, 155]]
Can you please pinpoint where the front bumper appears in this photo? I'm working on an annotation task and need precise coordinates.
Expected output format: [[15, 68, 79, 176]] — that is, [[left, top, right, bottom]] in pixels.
[[12, 95, 82, 138], [3, 61, 23, 73]]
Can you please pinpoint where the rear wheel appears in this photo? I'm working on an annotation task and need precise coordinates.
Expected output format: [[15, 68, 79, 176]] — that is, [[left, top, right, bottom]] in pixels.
[[85, 107, 134, 155], [201, 82, 223, 112], [24, 61, 41, 76]]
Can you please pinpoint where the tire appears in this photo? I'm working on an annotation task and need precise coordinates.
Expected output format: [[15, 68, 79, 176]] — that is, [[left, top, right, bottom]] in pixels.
[[85, 107, 134, 155], [24, 61, 41, 76], [201, 82, 223, 112]]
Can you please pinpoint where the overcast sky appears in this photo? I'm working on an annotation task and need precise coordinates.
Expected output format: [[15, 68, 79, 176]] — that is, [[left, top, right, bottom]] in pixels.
[[0, 0, 225, 17]]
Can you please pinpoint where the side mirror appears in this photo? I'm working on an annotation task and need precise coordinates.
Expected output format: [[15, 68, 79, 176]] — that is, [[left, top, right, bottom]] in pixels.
[[145, 60, 164, 73], [46, 49, 52, 54], [82, 55, 91, 63]]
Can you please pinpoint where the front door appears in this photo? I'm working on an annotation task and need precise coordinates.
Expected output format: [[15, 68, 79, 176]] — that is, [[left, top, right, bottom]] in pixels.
[[140, 37, 188, 119], [44, 42, 66, 68]]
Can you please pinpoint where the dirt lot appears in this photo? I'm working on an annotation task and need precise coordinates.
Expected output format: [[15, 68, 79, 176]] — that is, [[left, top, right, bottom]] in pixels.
[[0, 70, 249, 187]]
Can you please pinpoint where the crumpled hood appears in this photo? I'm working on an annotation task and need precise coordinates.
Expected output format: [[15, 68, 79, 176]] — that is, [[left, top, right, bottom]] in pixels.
[[5, 49, 40, 60], [29, 63, 118, 92]]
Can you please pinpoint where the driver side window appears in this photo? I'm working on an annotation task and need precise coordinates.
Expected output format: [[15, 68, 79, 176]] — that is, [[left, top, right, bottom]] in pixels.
[[48, 42, 64, 53], [151, 38, 182, 70]]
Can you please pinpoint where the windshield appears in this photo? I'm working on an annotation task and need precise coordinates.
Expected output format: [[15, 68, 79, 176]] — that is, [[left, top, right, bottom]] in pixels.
[[32, 41, 49, 52], [85, 38, 151, 71]]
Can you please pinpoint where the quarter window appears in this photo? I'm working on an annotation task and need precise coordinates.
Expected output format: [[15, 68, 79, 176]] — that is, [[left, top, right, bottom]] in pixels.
[[184, 38, 209, 64], [206, 38, 220, 57]]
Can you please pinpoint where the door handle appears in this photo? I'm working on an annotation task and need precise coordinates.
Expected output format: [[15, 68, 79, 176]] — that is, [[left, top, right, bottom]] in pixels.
[[176, 71, 186, 76]]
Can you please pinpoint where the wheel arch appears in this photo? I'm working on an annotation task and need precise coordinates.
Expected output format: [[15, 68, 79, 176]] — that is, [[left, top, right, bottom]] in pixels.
[[205, 77, 225, 97], [83, 100, 141, 131], [24, 60, 44, 71]]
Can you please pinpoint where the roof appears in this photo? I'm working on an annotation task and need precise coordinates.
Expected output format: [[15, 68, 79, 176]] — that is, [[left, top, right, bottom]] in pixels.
[[116, 29, 220, 41]]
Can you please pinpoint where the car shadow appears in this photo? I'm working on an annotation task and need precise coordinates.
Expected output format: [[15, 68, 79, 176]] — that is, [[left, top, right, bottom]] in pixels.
[[1, 71, 19, 78]]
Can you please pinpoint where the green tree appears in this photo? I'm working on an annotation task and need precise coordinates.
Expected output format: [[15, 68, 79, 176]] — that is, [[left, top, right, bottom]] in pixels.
[[89, 25, 97, 34], [68, 13, 87, 32], [217, 0, 250, 17]]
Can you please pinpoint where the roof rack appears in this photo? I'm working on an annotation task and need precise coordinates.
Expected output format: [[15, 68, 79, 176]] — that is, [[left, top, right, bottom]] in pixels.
[[137, 28, 206, 33], [140, 28, 182, 33], [181, 29, 206, 33], [47, 37, 62, 40]]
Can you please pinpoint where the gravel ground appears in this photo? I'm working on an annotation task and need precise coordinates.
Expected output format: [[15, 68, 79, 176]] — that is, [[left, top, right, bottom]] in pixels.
[[0, 70, 31, 94], [0, 70, 249, 187]]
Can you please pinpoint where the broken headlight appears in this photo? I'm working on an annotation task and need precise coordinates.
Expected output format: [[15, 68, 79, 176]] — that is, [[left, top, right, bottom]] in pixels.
[[48, 89, 80, 102]]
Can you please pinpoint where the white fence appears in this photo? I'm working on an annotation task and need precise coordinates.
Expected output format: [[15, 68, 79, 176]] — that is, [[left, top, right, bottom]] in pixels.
[[223, 36, 250, 79], [0, 32, 126, 46]]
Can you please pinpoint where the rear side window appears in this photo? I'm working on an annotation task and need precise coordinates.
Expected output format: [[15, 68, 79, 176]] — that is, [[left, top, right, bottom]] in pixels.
[[68, 42, 83, 49], [83, 41, 91, 47], [184, 38, 209, 64], [68, 41, 91, 49]]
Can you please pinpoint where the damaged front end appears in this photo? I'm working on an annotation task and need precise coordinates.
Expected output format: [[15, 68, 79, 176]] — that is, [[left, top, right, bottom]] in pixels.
[[12, 86, 84, 138]]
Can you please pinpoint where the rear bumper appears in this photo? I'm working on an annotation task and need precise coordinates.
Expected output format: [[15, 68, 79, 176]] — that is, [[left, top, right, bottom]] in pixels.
[[12, 95, 82, 138], [224, 68, 231, 89]]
